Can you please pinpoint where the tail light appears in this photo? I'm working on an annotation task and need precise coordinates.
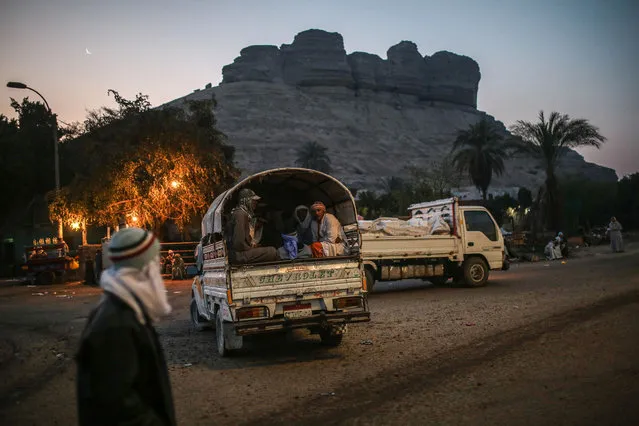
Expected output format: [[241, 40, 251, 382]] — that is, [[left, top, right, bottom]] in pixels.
[[333, 297, 363, 310], [237, 306, 268, 320]]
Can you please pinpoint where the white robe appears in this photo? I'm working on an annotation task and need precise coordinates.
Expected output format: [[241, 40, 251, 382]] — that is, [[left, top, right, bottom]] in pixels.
[[311, 213, 348, 257]]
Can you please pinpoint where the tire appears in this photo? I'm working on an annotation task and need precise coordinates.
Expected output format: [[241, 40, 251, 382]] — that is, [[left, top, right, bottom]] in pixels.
[[319, 329, 344, 347], [365, 268, 376, 293], [463, 257, 489, 288], [190, 299, 209, 332], [215, 309, 229, 357]]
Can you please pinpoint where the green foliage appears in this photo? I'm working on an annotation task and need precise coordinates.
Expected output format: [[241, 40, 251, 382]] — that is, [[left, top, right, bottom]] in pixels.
[[510, 111, 606, 231], [560, 177, 617, 232], [615, 173, 639, 229], [52, 90, 239, 231], [295, 141, 331, 173], [517, 187, 533, 209], [451, 119, 509, 200]]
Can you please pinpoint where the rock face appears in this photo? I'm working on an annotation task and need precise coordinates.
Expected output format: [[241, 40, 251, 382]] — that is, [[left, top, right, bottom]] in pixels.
[[221, 29, 480, 108], [165, 29, 617, 194]]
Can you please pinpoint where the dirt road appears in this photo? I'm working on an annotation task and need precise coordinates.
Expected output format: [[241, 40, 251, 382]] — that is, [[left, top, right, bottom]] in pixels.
[[1, 244, 638, 425]]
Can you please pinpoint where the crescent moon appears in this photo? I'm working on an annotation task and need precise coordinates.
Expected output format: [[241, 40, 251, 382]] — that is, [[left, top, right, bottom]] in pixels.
[[85, 48, 92, 55]]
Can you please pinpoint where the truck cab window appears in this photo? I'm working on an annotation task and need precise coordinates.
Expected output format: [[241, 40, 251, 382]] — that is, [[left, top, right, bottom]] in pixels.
[[464, 210, 498, 241]]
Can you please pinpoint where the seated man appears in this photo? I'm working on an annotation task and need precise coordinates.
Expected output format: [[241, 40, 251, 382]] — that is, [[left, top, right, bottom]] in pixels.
[[171, 253, 186, 280], [230, 189, 278, 264], [309, 201, 348, 257]]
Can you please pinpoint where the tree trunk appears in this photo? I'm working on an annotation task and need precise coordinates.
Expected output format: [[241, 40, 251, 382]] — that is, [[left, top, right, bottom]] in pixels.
[[545, 169, 561, 232]]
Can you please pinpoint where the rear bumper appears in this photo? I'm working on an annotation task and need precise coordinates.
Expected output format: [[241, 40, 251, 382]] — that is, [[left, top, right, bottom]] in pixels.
[[233, 311, 371, 336]]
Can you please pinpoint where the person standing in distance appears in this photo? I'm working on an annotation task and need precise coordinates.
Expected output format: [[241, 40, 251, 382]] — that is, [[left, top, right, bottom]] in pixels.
[[76, 227, 176, 426]]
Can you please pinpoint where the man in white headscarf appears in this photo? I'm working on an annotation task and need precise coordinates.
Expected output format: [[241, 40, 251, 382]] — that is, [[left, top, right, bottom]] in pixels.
[[310, 201, 349, 257], [294, 205, 314, 246], [76, 227, 176, 426]]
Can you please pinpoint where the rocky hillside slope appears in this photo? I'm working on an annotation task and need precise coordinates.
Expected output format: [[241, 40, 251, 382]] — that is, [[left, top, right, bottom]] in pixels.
[[164, 29, 617, 194]]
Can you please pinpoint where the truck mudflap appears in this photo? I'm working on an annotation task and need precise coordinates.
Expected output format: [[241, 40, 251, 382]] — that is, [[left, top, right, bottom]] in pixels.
[[233, 311, 371, 336]]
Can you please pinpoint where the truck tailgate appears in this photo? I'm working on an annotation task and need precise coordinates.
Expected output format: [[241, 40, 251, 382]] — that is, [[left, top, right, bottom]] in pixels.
[[230, 259, 362, 300]]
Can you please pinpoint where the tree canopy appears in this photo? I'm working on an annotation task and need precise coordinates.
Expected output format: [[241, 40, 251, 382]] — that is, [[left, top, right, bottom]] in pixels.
[[450, 119, 509, 200], [295, 141, 331, 173], [510, 111, 606, 231], [50, 91, 239, 233]]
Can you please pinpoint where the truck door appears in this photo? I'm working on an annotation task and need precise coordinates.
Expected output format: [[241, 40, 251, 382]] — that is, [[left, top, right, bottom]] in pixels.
[[462, 209, 503, 269]]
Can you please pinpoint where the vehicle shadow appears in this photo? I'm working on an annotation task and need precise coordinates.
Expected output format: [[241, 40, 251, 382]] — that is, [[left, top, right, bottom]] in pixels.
[[160, 320, 343, 370]]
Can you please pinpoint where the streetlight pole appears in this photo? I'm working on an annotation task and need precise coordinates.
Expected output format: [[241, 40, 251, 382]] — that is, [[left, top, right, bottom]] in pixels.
[[6, 81, 62, 239]]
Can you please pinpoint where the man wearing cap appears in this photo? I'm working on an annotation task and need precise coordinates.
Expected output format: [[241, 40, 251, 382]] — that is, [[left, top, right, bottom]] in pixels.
[[310, 201, 349, 257], [230, 188, 278, 263], [76, 227, 176, 426]]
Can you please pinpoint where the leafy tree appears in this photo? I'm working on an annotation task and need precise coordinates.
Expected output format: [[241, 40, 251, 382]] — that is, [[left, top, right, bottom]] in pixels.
[[510, 111, 606, 232], [517, 187, 533, 209], [616, 173, 639, 229], [51, 90, 239, 235], [407, 155, 461, 199], [295, 141, 331, 173], [450, 118, 508, 200]]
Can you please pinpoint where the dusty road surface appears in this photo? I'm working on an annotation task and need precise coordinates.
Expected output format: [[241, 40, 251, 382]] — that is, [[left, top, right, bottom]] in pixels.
[[1, 244, 638, 426]]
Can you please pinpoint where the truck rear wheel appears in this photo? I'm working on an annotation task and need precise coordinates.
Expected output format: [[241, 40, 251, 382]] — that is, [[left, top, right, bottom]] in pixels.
[[215, 310, 229, 357], [365, 268, 375, 293], [319, 324, 346, 347], [463, 257, 489, 287]]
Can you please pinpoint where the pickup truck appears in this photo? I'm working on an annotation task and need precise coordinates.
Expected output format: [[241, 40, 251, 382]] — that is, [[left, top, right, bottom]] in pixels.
[[361, 197, 507, 289], [190, 168, 370, 356]]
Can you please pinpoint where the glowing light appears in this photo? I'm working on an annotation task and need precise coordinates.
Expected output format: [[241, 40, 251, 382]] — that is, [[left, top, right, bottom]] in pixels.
[[170, 180, 180, 189], [131, 215, 139, 222], [71, 222, 81, 230]]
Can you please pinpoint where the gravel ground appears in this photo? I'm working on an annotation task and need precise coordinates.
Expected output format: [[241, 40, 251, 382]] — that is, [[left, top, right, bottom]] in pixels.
[[0, 242, 637, 425]]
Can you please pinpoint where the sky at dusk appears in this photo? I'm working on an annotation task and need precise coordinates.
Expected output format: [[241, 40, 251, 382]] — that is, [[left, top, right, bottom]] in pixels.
[[2, 0, 638, 177]]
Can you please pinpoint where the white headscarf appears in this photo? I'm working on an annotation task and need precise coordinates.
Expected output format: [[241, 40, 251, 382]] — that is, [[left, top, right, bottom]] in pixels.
[[294, 205, 311, 229], [100, 257, 172, 325]]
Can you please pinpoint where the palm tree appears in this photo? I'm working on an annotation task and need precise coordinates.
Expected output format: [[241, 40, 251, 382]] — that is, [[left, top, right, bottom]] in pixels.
[[450, 118, 508, 200], [510, 111, 606, 231], [295, 141, 331, 173]]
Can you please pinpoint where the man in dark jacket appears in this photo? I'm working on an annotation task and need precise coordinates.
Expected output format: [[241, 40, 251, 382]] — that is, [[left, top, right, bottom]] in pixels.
[[76, 227, 176, 426], [230, 188, 278, 263]]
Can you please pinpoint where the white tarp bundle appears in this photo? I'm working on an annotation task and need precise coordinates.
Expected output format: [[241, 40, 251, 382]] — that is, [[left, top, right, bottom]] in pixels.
[[359, 212, 451, 237]]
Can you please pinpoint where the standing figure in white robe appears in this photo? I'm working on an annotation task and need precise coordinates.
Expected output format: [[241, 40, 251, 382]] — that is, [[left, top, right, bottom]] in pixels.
[[607, 216, 624, 253]]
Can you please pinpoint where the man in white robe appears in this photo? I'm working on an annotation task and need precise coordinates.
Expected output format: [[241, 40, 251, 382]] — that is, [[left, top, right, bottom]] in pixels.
[[310, 201, 348, 257]]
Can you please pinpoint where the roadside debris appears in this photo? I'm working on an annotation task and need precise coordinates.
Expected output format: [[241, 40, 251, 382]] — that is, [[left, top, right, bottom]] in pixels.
[[32, 292, 45, 296], [27, 285, 36, 288], [183, 363, 193, 367], [360, 339, 373, 345], [173, 291, 182, 294], [319, 392, 336, 397], [465, 323, 476, 327]]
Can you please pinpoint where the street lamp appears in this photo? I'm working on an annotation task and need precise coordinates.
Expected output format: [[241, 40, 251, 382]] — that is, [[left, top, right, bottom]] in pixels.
[[7, 81, 62, 239]]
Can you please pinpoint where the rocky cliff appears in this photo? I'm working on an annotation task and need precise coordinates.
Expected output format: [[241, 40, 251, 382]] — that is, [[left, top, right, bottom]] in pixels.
[[165, 29, 617, 194]]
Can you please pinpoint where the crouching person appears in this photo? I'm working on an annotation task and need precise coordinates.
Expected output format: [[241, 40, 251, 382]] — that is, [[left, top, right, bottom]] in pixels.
[[231, 188, 278, 264], [76, 227, 176, 426]]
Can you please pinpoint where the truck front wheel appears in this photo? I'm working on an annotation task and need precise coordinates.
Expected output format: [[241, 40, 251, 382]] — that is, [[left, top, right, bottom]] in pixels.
[[190, 299, 209, 332], [463, 257, 489, 287]]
